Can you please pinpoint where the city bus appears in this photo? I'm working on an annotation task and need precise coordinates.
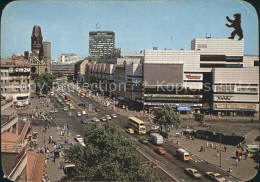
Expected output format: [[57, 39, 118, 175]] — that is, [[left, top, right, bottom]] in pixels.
[[176, 148, 190, 161], [128, 117, 146, 135]]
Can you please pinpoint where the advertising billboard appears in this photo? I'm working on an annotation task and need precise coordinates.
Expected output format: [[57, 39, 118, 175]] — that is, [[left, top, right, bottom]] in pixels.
[[143, 64, 183, 86], [177, 106, 191, 111]]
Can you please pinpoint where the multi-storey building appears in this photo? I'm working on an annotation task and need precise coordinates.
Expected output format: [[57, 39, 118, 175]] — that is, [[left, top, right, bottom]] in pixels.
[[58, 53, 78, 64], [1, 55, 31, 107], [143, 38, 259, 115], [51, 62, 75, 76], [89, 31, 115, 58]]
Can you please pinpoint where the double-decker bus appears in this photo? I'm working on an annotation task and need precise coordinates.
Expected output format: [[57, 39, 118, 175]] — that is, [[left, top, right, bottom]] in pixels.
[[128, 117, 146, 135]]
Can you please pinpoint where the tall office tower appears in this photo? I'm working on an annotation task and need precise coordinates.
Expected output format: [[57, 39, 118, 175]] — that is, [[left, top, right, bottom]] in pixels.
[[89, 31, 115, 58]]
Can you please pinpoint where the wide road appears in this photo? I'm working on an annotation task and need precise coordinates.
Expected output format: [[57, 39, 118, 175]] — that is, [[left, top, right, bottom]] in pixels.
[[50, 88, 239, 182]]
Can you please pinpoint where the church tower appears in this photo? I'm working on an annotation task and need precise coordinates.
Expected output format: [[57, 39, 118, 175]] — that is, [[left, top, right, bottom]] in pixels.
[[31, 25, 43, 60]]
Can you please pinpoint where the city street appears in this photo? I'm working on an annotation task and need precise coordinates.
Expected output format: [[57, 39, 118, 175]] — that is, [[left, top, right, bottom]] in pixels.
[[49, 88, 243, 182]]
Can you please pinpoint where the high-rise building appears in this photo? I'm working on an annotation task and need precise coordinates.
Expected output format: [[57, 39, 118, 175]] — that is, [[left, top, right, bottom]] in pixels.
[[89, 31, 115, 58], [58, 53, 78, 64]]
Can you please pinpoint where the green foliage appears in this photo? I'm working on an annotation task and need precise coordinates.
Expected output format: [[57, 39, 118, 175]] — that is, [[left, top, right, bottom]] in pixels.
[[52, 71, 63, 77], [34, 73, 56, 94], [65, 124, 157, 181], [154, 105, 179, 132]]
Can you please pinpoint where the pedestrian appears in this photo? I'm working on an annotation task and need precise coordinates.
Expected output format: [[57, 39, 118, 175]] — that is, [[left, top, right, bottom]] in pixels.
[[53, 153, 56, 162], [217, 149, 220, 157], [44, 145, 47, 153], [244, 152, 248, 160], [224, 145, 227, 152], [235, 159, 238, 166], [48, 123, 50, 129], [200, 145, 203, 152], [57, 125, 59, 131], [43, 136, 46, 143]]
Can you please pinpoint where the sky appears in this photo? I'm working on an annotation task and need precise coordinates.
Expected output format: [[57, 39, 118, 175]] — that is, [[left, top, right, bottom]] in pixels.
[[1, 0, 258, 61]]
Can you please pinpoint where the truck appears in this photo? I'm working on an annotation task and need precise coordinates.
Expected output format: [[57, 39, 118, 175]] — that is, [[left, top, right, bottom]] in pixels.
[[149, 133, 164, 145]]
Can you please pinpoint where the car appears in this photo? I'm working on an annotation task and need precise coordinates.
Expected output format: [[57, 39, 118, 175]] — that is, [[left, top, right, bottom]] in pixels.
[[139, 138, 149, 144], [74, 135, 86, 147], [150, 125, 160, 131], [82, 110, 87, 115], [185, 168, 201, 179], [50, 110, 55, 114], [154, 147, 166, 155], [63, 107, 68, 111], [95, 108, 100, 112], [91, 117, 100, 122], [205, 172, 226, 182], [68, 112, 72, 117], [81, 118, 88, 124], [125, 128, 134, 134], [81, 95, 84, 98], [105, 115, 112, 120], [111, 114, 117, 118], [100, 117, 107, 122], [77, 112, 82, 117], [71, 90, 75, 93]]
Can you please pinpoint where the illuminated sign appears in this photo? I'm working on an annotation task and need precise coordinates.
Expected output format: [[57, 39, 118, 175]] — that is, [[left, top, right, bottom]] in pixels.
[[177, 106, 191, 111], [184, 74, 203, 80], [214, 103, 256, 110], [215, 95, 233, 101], [13, 67, 31, 73]]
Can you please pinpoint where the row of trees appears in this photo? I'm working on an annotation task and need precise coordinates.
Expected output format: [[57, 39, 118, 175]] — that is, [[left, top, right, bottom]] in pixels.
[[65, 124, 157, 181]]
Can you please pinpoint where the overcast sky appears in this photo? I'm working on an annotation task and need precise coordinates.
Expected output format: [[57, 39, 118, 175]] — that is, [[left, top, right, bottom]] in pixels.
[[1, 0, 258, 60]]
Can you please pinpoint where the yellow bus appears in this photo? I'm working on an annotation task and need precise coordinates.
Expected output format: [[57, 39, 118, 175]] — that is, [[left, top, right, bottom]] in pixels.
[[177, 148, 190, 161], [128, 117, 146, 135]]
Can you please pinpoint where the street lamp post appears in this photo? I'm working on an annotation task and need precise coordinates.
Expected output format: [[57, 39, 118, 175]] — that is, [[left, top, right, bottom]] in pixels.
[[220, 132, 222, 167], [142, 83, 145, 122]]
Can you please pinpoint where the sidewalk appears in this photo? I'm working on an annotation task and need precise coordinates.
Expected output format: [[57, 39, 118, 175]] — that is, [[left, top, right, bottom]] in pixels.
[[168, 128, 258, 181]]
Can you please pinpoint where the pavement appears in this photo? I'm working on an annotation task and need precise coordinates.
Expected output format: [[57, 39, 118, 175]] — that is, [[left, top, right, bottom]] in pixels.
[[22, 97, 75, 182]]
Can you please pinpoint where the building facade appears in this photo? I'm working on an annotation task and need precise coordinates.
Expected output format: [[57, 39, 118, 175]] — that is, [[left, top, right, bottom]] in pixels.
[[1, 55, 31, 107], [89, 31, 115, 58], [58, 53, 78, 64], [51, 62, 75, 76]]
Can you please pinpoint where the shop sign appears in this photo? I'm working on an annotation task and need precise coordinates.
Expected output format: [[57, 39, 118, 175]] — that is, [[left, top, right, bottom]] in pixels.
[[13, 67, 31, 73], [215, 85, 234, 93], [236, 87, 258, 93], [184, 74, 203, 80], [215, 95, 233, 101], [177, 106, 191, 111]]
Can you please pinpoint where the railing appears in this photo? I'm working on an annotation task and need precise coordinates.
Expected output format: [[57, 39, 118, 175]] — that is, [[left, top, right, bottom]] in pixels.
[[1, 143, 25, 153]]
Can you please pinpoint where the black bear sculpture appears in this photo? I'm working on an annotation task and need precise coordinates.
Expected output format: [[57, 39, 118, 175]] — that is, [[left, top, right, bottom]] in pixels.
[[225, 13, 243, 40]]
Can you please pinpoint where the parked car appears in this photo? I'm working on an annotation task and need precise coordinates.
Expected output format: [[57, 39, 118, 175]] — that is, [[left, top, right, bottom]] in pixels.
[[125, 128, 134, 134], [82, 110, 87, 115], [81, 118, 88, 124], [205, 172, 226, 182], [91, 117, 100, 122], [77, 112, 82, 117], [100, 117, 107, 122], [64, 107, 68, 111], [95, 108, 100, 112], [111, 114, 117, 118], [154, 146, 166, 155], [50, 110, 55, 114], [68, 112, 72, 117], [185, 168, 201, 179]]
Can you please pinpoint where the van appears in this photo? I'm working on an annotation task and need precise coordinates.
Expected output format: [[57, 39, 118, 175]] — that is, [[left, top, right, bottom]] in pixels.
[[177, 148, 190, 161], [149, 133, 164, 145]]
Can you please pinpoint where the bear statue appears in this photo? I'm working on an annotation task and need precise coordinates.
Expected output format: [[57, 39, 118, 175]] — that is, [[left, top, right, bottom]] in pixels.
[[225, 13, 243, 40]]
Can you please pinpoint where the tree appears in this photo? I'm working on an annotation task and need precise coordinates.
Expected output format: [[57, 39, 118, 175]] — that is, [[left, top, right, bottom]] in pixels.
[[154, 105, 179, 132], [34, 73, 56, 94], [52, 71, 63, 77], [65, 124, 157, 181]]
